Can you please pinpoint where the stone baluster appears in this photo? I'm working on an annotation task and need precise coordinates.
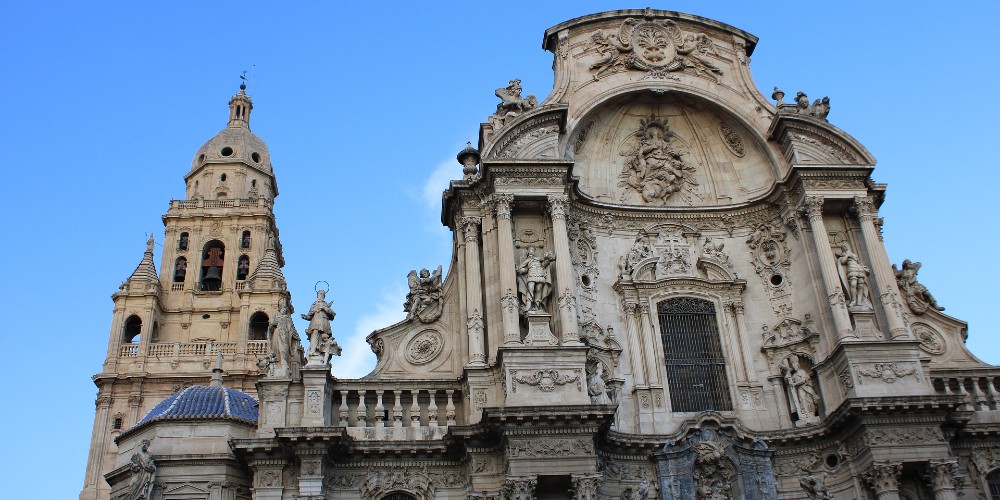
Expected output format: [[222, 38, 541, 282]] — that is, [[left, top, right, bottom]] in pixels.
[[925, 460, 959, 500], [462, 217, 487, 366], [392, 390, 403, 427], [356, 390, 368, 427], [410, 390, 421, 427], [971, 378, 988, 411], [494, 194, 521, 345], [988, 377, 1000, 410], [446, 389, 457, 425], [953, 377, 972, 411], [338, 390, 349, 427], [547, 194, 582, 345], [864, 462, 902, 500], [854, 196, 910, 339], [374, 390, 386, 427], [802, 196, 855, 339], [428, 390, 440, 426]]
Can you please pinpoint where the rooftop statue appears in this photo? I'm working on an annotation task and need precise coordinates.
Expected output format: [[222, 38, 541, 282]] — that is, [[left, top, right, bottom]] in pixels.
[[893, 259, 944, 314], [265, 302, 300, 377], [491, 78, 537, 128], [302, 289, 341, 365], [405, 266, 444, 323]]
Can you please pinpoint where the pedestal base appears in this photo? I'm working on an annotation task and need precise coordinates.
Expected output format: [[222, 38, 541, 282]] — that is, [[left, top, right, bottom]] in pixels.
[[523, 312, 557, 347], [500, 345, 589, 406]]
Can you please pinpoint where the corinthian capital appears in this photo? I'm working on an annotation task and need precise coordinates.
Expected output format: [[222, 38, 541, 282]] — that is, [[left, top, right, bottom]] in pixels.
[[493, 193, 514, 220], [863, 462, 902, 495], [547, 194, 570, 220], [853, 195, 876, 221], [801, 196, 825, 219], [925, 460, 958, 492], [461, 216, 482, 242]]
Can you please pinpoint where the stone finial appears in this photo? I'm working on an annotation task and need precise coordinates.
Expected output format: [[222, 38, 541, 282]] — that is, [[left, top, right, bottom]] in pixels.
[[457, 142, 480, 179], [771, 87, 785, 105], [210, 351, 224, 387]]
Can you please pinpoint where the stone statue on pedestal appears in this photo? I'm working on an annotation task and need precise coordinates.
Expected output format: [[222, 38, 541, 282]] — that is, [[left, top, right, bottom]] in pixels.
[[302, 289, 341, 365], [782, 355, 820, 425], [265, 302, 299, 377], [405, 265, 443, 323], [516, 246, 555, 313], [835, 242, 872, 310]]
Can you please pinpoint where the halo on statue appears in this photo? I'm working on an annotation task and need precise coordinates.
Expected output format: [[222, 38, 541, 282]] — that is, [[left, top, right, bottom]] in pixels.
[[314, 280, 330, 294]]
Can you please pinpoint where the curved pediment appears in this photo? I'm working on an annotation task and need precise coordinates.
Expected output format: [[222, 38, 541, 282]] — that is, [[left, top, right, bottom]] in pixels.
[[767, 113, 875, 166], [568, 92, 777, 208], [483, 107, 567, 160]]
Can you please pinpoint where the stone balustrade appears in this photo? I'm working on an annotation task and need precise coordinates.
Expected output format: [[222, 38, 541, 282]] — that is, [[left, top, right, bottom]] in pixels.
[[169, 197, 273, 211], [247, 340, 268, 355], [329, 382, 462, 439], [932, 370, 1000, 413], [118, 341, 241, 358]]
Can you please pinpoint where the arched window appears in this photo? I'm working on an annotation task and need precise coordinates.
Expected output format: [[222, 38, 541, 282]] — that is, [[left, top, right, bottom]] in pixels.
[[123, 315, 142, 344], [200, 240, 225, 291], [249, 312, 269, 341], [657, 297, 732, 412], [241, 230, 251, 249], [173, 257, 187, 282], [988, 469, 1000, 500], [178, 232, 189, 250], [237, 254, 250, 281]]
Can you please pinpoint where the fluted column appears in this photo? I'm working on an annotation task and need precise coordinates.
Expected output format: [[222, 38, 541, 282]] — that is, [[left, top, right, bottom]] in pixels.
[[926, 460, 959, 500], [802, 196, 854, 339], [622, 302, 646, 388], [494, 194, 521, 345], [462, 216, 487, 366], [547, 194, 582, 345], [864, 462, 902, 500], [854, 196, 911, 339]]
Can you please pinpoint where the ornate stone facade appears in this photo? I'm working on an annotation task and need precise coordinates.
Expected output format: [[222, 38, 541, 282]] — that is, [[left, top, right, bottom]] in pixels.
[[83, 9, 1000, 500]]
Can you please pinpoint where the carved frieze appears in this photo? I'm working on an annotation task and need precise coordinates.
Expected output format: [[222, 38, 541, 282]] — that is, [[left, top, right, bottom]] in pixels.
[[489, 113, 562, 160], [508, 438, 594, 458], [510, 369, 581, 393], [854, 362, 917, 384], [863, 427, 944, 446]]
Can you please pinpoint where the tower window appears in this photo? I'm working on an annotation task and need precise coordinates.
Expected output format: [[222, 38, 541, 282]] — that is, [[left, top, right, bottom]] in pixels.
[[241, 230, 251, 249], [236, 254, 250, 281], [657, 297, 733, 412], [220, 173, 227, 182], [249, 312, 269, 341], [112, 414, 124, 431], [123, 315, 142, 344], [251, 152, 261, 163], [173, 257, 187, 282], [200, 240, 225, 291], [221, 147, 233, 157], [178, 232, 189, 251], [251, 179, 257, 187]]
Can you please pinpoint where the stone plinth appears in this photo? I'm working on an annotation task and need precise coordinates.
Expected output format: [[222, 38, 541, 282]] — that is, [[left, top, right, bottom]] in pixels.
[[300, 365, 333, 427], [820, 341, 932, 409], [501, 346, 589, 406], [523, 311, 558, 346]]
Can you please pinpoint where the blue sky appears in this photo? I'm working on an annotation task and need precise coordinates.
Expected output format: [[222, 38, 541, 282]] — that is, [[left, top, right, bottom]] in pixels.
[[1, 2, 998, 497]]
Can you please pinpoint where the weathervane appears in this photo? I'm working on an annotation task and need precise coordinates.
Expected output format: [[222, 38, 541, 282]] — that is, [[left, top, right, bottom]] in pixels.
[[239, 70, 247, 90]]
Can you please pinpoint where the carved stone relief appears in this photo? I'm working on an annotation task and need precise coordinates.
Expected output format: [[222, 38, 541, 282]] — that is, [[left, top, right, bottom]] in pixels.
[[746, 222, 793, 317], [718, 122, 745, 158], [618, 117, 698, 206], [588, 19, 726, 82], [853, 362, 918, 384], [893, 259, 945, 314], [508, 438, 595, 458], [510, 369, 581, 393], [361, 466, 434, 500], [863, 427, 944, 446], [911, 323, 946, 355], [490, 79, 537, 129]]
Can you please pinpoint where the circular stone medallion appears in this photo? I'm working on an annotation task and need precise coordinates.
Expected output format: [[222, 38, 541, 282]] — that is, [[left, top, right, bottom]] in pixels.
[[405, 330, 444, 365], [912, 323, 946, 355]]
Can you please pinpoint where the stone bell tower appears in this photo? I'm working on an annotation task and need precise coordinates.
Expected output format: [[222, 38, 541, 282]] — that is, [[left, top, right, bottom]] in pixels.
[[79, 83, 294, 500]]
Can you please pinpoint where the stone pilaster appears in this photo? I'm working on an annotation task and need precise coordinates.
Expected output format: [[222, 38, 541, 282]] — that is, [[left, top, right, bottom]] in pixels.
[[925, 460, 959, 500], [494, 194, 521, 345], [297, 450, 327, 499], [864, 462, 902, 500], [854, 196, 911, 340], [250, 460, 286, 500], [802, 196, 854, 339], [256, 379, 290, 436], [547, 194, 582, 346], [463, 216, 487, 366]]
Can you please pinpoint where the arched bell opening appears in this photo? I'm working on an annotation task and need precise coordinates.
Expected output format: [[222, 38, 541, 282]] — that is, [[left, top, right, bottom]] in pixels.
[[173, 257, 187, 283], [200, 240, 225, 291], [240, 230, 251, 249], [123, 315, 142, 344], [236, 254, 250, 281], [248, 312, 269, 341]]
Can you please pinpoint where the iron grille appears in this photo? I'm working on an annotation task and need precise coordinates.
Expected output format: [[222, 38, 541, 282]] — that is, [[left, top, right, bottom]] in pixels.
[[657, 297, 733, 412], [382, 493, 418, 500], [989, 472, 1000, 500]]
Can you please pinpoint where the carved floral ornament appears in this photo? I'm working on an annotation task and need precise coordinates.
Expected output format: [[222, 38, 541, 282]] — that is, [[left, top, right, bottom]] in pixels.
[[588, 19, 726, 82], [854, 362, 917, 384], [511, 369, 580, 392], [405, 330, 445, 365]]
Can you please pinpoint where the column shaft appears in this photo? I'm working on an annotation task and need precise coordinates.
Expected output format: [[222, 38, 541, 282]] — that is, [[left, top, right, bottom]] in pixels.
[[803, 196, 854, 339], [494, 194, 521, 345], [462, 217, 486, 365], [854, 196, 910, 339], [547, 195, 582, 345]]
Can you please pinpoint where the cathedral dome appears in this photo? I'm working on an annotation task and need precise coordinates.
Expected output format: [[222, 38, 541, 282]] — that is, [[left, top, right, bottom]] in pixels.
[[132, 385, 258, 430], [189, 85, 272, 175]]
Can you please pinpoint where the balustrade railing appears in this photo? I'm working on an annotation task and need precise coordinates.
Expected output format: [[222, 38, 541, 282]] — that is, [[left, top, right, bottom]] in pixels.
[[119, 344, 139, 357], [170, 198, 273, 211], [931, 371, 1000, 412], [119, 341, 239, 358], [331, 384, 462, 429], [247, 340, 268, 355]]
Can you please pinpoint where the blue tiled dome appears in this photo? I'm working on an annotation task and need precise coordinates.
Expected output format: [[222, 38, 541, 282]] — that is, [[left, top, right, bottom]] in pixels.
[[135, 385, 258, 428]]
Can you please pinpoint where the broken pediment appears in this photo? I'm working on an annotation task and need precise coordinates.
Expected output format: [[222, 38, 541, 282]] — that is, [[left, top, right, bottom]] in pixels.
[[569, 92, 777, 208], [768, 113, 875, 166]]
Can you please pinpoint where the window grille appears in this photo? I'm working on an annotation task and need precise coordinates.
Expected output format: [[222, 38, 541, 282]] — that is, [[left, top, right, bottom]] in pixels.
[[382, 493, 418, 500], [657, 297, 733, 412], [988, 470, 1000, 500]]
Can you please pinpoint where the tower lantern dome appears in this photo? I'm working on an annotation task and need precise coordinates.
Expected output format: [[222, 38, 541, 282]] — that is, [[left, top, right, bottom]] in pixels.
[[188, 84, 275, 188], [228, 83, 253, 129]]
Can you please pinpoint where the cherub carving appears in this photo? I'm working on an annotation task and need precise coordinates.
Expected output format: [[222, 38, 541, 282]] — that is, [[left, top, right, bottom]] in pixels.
[[893, 259, 944, 314], [675, 33, 723, 82], [405, 266, 444, 323], [589, 29, 630, 79]]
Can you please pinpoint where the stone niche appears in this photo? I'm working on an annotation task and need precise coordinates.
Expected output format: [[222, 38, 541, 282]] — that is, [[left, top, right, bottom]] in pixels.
[[569, 92, 775, 208]]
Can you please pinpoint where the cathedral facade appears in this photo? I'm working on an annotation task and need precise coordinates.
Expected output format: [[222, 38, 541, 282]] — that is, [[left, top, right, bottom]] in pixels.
[[81, 9, 1000, 500]]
